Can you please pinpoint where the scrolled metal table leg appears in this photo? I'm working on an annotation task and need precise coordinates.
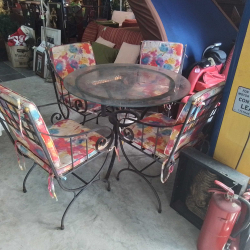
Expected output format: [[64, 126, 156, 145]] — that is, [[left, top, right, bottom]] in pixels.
[[102, 109, 140, 191], [103, 122, 118, 191], [116, 168, 162, 213]]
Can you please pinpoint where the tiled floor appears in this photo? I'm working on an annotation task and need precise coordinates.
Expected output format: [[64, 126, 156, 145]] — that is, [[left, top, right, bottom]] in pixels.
[[0, 61, 35, 82]]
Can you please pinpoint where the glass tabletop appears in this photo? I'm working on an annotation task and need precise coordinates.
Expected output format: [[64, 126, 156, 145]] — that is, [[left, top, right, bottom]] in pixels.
[[63, 64, 191, 108]]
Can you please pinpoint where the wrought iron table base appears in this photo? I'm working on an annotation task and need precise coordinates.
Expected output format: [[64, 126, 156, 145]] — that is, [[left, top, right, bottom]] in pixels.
[[101, 108, 163, 212]]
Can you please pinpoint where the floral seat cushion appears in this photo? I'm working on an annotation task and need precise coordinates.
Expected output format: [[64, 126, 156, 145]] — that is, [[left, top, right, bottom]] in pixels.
[[17, 119, 105, 176], [124, 113, 175, 158], [48, 119, 104, 175]]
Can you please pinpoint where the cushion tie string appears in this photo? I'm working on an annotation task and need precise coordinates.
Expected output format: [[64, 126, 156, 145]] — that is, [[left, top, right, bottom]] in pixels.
[[161, 156, 175, 183], [109, 146, 120, 161], [17, 99, 24, 137], [14, 141, 26, 170], [48, 173, 58, 201], [193, 101, 205, 121], [86, 110, 98, 115]]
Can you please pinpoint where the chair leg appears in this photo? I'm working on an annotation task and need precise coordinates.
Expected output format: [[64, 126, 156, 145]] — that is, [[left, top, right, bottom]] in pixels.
[[60, 153, 110, 229], [116, 168, 162, 213], [96, 111, 102, 124], [58, 100, 70, 120], [61, 183, 97, 230], [61, 190, 83, 230], [80, 114, 87, 125], [23, 163, 37, 193]]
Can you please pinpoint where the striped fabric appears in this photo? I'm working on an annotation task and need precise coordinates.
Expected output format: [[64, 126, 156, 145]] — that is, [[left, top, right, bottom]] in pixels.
[[81, 21, 99, 43], [96, 25, 143, 49], [82, 22, 143, 49]]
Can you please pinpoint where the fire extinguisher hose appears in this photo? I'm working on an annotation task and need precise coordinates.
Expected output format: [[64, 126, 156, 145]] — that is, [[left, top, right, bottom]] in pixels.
[[231, 195, 250, 238]]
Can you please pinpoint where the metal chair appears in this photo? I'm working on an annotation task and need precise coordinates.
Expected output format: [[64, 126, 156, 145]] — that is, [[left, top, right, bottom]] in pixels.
[[48, 42, 102, 125], [0, 84, 114, 229], [116, 82, 225, 213]]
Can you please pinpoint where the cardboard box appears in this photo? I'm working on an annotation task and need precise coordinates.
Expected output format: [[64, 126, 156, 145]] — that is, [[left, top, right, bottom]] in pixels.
[[5, 43, 32, 68]]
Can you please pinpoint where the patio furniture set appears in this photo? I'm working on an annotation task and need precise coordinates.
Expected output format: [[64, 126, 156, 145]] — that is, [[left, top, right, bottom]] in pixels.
[[0, 41, 225, 230]]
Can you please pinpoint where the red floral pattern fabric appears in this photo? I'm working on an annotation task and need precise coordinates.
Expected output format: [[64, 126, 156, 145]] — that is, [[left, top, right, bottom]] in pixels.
[[0, 85, 106, 176], [140, 41, 184, 73], [124, 82, 224, 160], [0, 85, 60, 169], [124, 113, 174, 158], [50, 43, 101, 113], [48, 119, 104, 175], [16, 119, 105, 175], [50, 43, 96, 79]]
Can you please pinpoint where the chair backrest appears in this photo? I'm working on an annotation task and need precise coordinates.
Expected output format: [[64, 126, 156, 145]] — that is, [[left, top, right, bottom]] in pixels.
[[164, 82, 225, 157], [140, 40, 184, 74], [0, 85, 60, 170], [49, 43, 96, 80]]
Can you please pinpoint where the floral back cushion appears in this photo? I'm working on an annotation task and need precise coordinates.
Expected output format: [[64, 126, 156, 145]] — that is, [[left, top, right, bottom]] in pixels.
[[0, 85, 61, 169], [50, 43, 96, 79], [164, 82, 225, 156], [140, 41, 184, 73]]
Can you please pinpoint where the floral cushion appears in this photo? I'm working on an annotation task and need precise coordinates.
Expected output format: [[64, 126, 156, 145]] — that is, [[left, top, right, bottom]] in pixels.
[[0, 85, 60, 169], [124, 113, 174, 158], [123, 84, 224, 161], [48, 119, 104, 175], [140, 41, 184, 73], [164, 82, 225, 156], [16, 119, 105, 176], [16, 142, 51, 173], [50, 43, 101, 113], [50, 43, 96, 79]]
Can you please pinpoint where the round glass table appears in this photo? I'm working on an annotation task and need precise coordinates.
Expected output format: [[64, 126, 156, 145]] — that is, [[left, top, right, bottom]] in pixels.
[[63, 64, 191, 189], [63, 64, 191, 108]]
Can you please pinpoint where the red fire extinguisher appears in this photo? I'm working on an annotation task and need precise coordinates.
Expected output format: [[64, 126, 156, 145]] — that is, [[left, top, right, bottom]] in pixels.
[[227, 191, 250, 250], [197, 180, 250, 250]]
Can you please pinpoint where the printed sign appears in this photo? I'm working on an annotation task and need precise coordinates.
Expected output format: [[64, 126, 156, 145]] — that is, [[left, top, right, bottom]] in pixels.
[[233, 86, 250, 117]]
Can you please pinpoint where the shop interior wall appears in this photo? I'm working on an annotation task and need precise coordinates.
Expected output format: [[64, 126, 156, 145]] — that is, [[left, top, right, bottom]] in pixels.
[[151, 0, 238, 75]]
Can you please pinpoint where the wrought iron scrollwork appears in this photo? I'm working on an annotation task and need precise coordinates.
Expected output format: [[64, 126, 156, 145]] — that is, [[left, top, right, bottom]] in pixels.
[[51, 112, 63, 124], [123, 127, 134, 141], [58, 98, 70, 119], [75, 99, 88, 113], [95, 137, 108, 151]]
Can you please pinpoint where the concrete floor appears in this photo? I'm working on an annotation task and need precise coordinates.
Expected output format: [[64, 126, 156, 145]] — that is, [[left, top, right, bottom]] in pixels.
[[0, 76, 199, 250]]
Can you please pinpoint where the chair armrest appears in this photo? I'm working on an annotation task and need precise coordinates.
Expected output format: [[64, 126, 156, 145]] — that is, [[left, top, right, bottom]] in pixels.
[[40, 126, 114, 151], [117, 115, 181, 128], [37, 103, 58, 110]]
